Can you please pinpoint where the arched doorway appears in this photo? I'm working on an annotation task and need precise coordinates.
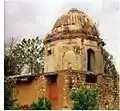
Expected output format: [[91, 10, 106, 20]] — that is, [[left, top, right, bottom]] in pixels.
[[87, 49, 95, 72]]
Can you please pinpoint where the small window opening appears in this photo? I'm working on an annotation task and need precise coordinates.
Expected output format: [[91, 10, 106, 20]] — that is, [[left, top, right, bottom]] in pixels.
[[47, 50, 52, 56], [46, 74, 57, 84], [47, 40, 51, 42], [86, 74, 97, 83]]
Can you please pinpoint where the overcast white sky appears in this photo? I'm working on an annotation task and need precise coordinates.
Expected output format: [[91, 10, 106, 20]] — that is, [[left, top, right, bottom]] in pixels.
[[4, 0, 120, 74]]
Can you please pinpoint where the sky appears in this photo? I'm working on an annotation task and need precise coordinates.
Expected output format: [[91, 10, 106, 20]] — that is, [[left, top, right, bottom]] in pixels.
[[4, 0, 120, 74]]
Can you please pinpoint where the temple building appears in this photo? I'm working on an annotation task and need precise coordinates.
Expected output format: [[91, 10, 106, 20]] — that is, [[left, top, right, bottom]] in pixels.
[[9, 8, 119, 110]]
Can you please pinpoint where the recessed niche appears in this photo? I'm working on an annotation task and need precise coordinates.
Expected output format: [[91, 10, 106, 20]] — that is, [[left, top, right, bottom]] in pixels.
[[85, 74, 97, 83], [47, 49, 52, 56]]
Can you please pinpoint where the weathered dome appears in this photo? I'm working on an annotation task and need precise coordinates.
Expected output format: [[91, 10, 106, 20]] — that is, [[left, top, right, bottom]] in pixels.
[[53, 8, 93, 29], [44, 8, 100, 44], [52, 8, 99, 37]]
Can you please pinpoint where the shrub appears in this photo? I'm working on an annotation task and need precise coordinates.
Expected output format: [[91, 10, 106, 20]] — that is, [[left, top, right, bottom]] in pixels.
[[70, 86, 98, 110], [30, 97, 52, 110], [4, 78, 21, 110]]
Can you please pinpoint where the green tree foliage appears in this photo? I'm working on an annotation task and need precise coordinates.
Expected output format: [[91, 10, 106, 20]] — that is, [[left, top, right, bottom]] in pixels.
[[4, 38, 23, 76], [4, 37, 44, 76], [30, 97, 52, 110], [70, 87, 98, 110], [4, 78, 20, 110], [4, 54, 15, 76], [12, 37, 44, 74], [4, 52, 24, 76], [103, 48, 118, 75]]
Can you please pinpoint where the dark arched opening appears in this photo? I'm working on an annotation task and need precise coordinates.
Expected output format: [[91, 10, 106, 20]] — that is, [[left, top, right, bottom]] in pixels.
[[87, 49, 95, 72]]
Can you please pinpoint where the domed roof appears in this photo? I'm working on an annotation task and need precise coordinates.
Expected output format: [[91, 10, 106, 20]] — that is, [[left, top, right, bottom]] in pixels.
[[52, 8, 99, 37], [53, 8, 93, 29], [44, 8, 100, 44]]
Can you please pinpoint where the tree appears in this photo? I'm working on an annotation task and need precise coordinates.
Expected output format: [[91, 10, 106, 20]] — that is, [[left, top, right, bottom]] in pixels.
[[12, 37, 44, 75], [4, 38, 23, 76], [30, 97, 52, 110], [4, 37, 44, 76], [103, 48, 118, 75], [70, 86, 98, 110], [4, 78, 20, 110], [4, 51, 24, 76]]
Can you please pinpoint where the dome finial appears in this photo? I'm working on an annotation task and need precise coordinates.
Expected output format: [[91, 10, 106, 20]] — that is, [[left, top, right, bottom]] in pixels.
[[70, 8, 78, 11], [68, 8, 83, 14]]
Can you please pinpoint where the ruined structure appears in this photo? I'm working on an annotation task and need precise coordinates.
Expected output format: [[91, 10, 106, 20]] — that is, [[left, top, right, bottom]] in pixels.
[[10, 8, 119, 110]]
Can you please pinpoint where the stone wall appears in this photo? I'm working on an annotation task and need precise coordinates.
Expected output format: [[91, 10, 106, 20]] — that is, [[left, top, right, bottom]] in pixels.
[[59, 70, 119, 110], [13, 70, 119, 110], [99, 75, 120, 110]]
